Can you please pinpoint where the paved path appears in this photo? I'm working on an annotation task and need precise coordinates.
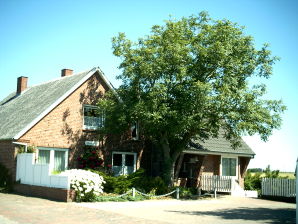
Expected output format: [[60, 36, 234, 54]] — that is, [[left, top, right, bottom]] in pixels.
[[80, 196, 296, 224], [0, 193, 296, 224], [0, 193, 167, 224]]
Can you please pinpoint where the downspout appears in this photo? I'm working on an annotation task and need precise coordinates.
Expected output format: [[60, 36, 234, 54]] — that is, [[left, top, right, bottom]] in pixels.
[[13, 142, 28, 152]]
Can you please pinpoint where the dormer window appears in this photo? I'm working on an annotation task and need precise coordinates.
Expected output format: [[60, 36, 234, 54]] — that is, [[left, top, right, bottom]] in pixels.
[[83, 105, 104, 130], [131, 121, 139, 140]]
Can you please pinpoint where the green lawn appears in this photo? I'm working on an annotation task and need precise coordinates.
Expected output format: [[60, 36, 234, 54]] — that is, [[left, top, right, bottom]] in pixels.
[[278, 172, 296, 179], [249, 172, 295, 179]]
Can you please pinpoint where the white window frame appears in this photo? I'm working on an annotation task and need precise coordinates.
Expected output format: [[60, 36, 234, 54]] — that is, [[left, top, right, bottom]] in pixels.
[[220, 155, 238, 177], [37, 147, 69, 172], [83, 105, 104, 130], [112, 151, 137, 176]]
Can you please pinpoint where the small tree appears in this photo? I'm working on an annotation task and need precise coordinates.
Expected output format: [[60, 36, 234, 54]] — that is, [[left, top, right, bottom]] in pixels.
[[264, 165, 279, 178], [99, 12, 286, 185]]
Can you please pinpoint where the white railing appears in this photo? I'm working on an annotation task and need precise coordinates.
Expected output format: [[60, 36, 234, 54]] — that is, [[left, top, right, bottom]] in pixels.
[[16, 153, 70, 189], [201, 175, 233, 192], [262, 178, 296, 197]]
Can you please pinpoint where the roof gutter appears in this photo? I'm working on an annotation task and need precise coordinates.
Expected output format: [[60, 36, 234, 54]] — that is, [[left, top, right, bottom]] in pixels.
[[13, 141, 28, 152], [184, 150, 255, 158]]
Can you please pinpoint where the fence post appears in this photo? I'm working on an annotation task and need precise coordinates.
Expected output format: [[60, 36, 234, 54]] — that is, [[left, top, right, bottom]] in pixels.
[[176, 187, 180, 199], [132, 187, 135, 198]]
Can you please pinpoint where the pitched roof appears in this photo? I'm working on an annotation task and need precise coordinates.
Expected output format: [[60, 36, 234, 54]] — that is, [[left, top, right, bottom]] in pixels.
[[0, 67, 113, 140], [185, 129, 255, 157]]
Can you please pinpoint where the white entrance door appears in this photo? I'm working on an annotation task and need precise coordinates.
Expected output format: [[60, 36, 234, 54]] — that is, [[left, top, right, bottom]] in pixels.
[[112, 152, 136, 176]]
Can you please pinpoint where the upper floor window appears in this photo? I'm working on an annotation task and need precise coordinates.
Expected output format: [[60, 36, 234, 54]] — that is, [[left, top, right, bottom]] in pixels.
[[131, 121, 139, 140], [83, 105, 104, 130]]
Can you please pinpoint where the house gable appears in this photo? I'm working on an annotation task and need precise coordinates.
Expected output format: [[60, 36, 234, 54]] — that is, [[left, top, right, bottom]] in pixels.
[[0, 67, 114, 141], [18, 71, 108, 148]]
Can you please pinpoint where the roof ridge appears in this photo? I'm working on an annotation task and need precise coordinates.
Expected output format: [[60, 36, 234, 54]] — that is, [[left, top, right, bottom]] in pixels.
[[27, 68, 95, 89]]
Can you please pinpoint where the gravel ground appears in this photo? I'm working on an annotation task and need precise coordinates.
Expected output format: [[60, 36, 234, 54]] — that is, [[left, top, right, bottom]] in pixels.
[[0, 193, 296, 224]]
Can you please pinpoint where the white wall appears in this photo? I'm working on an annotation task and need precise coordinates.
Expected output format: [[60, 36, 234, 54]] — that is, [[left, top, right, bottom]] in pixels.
[[16, 153, 70, 189]]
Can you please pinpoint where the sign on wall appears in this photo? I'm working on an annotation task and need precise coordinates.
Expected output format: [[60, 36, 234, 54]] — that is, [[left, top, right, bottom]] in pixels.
[[85, 141, 99, 147]]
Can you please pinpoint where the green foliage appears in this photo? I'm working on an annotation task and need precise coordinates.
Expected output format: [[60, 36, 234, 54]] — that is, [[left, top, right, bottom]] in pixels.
[[179, 187, 198, 199], [51, 170, 62, 175], [18, 145, 35, 153], [244, 171, 262, 191], [99, 11, 286, 185], [0, 163, 13, 193], [245, 165, 282, 192], [89, 168, 169, 195], [263, 165, 279, 178], [247, 168, 263, 172], [94, 194, 147, 202], [77, 146, 104, 170]]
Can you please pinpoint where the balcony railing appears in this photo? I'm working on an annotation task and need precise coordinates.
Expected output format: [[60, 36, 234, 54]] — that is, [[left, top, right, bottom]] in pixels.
[[84, 116, 103, 130]]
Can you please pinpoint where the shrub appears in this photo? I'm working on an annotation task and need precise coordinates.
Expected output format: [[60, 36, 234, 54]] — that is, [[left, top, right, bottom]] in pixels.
[[17, 145, 35, 153], [179, 187, 197, 199], [89, 168, 169, 195], [77, 146, 104, 170], [0, 163, 13, 193], [244, 171, 262, 191], [95, 194, 147, 202], [88, 169, 131, 194], [245, 165, 281, 192], [61, 169, 105, 202]]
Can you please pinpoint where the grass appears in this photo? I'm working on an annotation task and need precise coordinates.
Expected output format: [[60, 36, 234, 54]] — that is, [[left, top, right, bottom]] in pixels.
[[249, 172, 295, 179], [278, 172, 295, 179]]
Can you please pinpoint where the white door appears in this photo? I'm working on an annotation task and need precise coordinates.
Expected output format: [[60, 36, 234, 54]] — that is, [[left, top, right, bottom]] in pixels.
[[112, 152, 136, 176]]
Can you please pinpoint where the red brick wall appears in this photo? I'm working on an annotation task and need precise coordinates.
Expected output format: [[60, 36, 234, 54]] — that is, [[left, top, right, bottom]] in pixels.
[[202, 155, 220, 176], [18, 73, 108, 168], [0, 140, 18, 180], [239, 157, 251, 188], [14, 184, 75, 202]]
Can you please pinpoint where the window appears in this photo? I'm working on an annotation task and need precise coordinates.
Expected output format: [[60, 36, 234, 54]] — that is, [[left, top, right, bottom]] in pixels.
[[112, 152, 137, 176], [83, 105, 105, 130], [54, 150, 66, 172], [38, 148, 68, 172], [131, 121, 139, 140], [38, 150, 50, 164], [222, 157, 237, 176]]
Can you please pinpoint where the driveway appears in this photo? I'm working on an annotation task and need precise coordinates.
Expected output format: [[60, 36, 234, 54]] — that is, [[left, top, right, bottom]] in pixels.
[[0, 193, 166, 224], [0, 193, 296, 224], [80, 196, 296, 224]]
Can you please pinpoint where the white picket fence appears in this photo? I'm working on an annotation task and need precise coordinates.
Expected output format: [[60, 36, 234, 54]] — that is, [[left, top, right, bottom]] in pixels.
[[16, 153, 70, 189], [262, 178, 296, 197], [201, 175, 233, 192]]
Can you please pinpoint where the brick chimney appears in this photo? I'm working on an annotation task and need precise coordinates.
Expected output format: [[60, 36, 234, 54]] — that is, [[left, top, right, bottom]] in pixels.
[[61, 69, 73, 77], [17, 76, 28, 94]]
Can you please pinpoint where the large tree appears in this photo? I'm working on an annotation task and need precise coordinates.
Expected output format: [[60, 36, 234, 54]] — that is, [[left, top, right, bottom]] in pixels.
[[98, 12, 286, 184]]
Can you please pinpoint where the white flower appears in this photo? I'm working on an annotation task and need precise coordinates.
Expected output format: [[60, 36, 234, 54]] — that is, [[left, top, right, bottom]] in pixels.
[[60, 169, 105, 201]]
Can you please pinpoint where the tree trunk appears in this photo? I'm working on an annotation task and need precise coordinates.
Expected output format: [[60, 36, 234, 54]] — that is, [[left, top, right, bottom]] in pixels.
[[160, 134, 173, 185], [174, 153, 184, 180], [159, 134, 182, 186]]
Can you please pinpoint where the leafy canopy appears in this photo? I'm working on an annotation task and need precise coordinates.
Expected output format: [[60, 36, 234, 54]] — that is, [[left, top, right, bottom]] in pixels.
[[99, 12, 285, 151]]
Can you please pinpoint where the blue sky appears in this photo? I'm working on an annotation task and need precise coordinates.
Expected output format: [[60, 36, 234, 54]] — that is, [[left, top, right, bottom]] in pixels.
[[0, 0, 297, 171]]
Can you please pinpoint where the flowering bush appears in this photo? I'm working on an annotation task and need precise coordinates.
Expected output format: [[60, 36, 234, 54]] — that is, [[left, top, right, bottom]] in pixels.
[[77, 146, 104, 169], [61, 169, 105, 202]]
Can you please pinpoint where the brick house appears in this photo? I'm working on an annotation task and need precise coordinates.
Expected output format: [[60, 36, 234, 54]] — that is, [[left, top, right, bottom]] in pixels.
[[0, 67, 254, 195]]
